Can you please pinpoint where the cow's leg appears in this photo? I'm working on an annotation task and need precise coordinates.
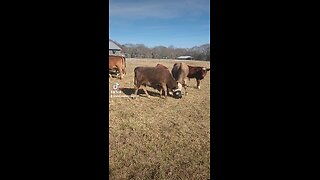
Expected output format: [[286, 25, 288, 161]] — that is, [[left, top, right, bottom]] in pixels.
[[183, 85, 188, 95], [168, 87, 173, 96], [116, 65, 123, 79], [133, 87, 139, 99], [184, 78, 188, 95], [196, 79, 201, 89], [159, 88, 163, 97], [142, 85, 150, 98], [132, 83, 141, 99], [161, 83, 167, 98], [159, 86, 164, 98], [119, 69, 123, 80]]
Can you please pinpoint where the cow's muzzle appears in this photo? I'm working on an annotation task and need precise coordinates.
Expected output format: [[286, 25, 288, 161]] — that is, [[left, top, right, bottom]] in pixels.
[[173, 89, 182, 99]]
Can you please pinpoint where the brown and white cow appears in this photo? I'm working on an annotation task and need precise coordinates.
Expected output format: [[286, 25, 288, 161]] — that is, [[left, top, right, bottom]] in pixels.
[[171, 62, 190, 95], [109, 55, 126, 79], [187, 65, 210, 89], [133, 66, 182, 99]]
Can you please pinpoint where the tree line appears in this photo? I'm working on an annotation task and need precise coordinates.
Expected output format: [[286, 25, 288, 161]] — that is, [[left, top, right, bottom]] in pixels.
[[110, 39, 210, 61]]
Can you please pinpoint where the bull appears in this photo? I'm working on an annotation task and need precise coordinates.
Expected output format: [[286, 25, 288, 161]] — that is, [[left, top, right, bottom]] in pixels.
[[132, 66, 182, 99]]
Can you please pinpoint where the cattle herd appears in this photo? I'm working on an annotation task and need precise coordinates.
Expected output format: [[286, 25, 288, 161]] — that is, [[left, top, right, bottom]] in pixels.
[[109, 55, 210, 99]]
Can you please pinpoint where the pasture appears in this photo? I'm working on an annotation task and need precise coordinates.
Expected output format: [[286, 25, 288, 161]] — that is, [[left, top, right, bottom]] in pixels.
[[109, 58, 211, 179]]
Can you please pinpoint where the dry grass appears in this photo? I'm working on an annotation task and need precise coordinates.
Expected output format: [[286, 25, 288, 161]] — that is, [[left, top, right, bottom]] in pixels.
[[109, 58, 211, 180]]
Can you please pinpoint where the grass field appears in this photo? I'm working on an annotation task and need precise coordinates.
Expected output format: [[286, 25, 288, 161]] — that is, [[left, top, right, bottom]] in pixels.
[[109, 58, 211, 179]]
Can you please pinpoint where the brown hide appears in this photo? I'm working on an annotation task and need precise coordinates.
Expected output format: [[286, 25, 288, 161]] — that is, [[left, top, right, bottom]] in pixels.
[[109, 55, 126, 79], [133, 66, 181, 98], [171, 62, 189, 95], [155, 64, 169, 69], [187, 66, 210, 80], [172, 62, 189, 84], [187, 66, 210, 89]]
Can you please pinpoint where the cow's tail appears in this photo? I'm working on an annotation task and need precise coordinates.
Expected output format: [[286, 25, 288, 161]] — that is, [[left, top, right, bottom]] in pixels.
[[122, 56, 126, 68], [133, 69, 137, 86], [122, 56, 126, 74]]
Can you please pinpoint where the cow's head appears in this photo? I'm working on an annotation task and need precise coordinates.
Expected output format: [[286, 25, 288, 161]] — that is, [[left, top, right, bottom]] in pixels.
[[199, 67, 210, 79], [171, 82, 182, 99], [172, 88, 182, 99]]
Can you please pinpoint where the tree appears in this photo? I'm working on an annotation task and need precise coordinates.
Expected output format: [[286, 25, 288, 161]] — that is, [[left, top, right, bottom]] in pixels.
[[112, 40, 210, 61]]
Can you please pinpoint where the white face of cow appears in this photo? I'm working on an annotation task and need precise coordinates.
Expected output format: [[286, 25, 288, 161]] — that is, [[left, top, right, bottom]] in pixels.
[[201, 67, 210, 78]]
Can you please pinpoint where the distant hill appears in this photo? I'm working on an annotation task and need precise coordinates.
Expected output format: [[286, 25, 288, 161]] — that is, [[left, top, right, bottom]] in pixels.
[[109, 39, 210, 61]]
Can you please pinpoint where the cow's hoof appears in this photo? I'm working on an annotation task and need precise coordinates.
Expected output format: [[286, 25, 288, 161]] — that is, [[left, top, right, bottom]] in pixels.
[[185, 92, 188, 95], [197, 86, 201, 89]]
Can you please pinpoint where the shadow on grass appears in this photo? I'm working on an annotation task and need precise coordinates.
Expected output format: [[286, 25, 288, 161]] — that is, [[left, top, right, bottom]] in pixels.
[[120, 87, 161, 97]]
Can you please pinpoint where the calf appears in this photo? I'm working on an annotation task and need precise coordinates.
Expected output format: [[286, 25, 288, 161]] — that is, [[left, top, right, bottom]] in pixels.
[[133, 66, 182, 99], [171, 62, 189, 95], [109, 55, 126, 79], [187, 65, 210, 89]]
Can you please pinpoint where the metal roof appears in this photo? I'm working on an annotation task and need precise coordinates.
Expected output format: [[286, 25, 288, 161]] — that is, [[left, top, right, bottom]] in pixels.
[[109, 40, 121, 50], [177, 56, 193, 59]]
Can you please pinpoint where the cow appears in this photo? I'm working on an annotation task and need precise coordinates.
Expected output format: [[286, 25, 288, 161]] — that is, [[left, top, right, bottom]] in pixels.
[[187, 65, 210, 89], [154, 64, 174, 95], [109, 55, 126, 79], [155, 63, 169, 69], [171, 62, 190, 95], [132, 66, 182, 99]]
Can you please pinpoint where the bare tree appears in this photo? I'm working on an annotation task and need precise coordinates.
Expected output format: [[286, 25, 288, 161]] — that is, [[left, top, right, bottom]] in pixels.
[[111, 39, 210, 61]]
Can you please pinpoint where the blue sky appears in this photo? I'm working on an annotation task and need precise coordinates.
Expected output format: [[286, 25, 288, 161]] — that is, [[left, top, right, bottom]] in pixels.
[[109, 0, 210, 48]]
